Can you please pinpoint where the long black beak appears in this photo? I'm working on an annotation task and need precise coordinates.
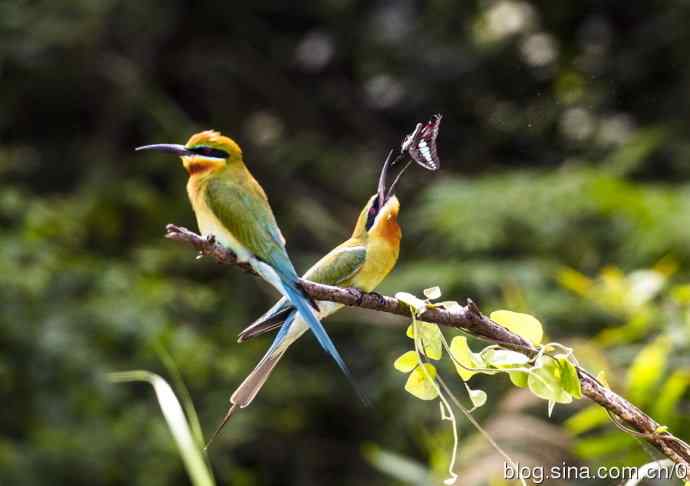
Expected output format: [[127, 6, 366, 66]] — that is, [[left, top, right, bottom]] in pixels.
[[376, 150, 412, 205], [377, 150, 394, 205], [134, 143, 194, 156]]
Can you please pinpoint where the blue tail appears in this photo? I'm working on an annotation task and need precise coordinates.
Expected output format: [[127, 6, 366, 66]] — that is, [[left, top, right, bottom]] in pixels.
[[279, 279, 369, 405], [280, 280, 351, 376]]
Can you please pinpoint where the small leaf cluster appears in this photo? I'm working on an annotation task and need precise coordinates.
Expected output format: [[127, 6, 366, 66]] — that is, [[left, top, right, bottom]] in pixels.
[[394, 290, 583, 414]]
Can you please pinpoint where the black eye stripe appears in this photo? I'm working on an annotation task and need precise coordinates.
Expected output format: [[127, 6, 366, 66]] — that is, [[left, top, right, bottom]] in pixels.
[[190, 146, 229, 158], [365, 199, 380, 230]]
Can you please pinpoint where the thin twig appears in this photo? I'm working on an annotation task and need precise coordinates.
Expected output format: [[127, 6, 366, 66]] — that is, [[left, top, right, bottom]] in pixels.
[[165, 224, 690, 476]]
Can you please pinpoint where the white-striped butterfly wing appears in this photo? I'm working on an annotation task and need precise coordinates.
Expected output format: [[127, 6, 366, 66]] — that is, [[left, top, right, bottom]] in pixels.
[[404, 114, 442, 170]]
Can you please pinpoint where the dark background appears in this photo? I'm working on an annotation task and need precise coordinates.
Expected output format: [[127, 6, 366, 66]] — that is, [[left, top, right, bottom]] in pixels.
[[2, 1, 690, 485]]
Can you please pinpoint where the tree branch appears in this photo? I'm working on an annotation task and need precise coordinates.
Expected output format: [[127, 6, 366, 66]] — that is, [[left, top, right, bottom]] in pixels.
[[165, 223, 690, 474]]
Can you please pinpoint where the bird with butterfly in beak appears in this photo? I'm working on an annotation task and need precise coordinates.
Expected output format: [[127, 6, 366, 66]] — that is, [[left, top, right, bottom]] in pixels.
[[205, 115, 444, 442], [135, 130, 356, 388], [201, 152, 410, 441]]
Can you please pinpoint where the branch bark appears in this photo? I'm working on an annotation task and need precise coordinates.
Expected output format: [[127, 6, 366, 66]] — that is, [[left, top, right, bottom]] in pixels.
[[165, 223, 690, 475]]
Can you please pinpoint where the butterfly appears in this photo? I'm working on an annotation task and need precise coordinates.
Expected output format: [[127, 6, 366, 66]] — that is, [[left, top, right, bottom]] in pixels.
[[401, 114, 442, 171]]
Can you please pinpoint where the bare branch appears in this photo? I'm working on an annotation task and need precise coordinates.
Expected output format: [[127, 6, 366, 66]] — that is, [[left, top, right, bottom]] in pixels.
[[165, 224, 690, 475]]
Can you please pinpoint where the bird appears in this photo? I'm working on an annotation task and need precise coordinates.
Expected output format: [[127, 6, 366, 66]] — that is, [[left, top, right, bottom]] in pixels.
[[209, 152, 406, 437], [135, 130, 353, 384]]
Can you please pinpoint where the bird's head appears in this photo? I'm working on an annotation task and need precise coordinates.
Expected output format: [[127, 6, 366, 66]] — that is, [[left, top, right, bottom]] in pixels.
[[136, 130, 242, 175], [353, 153, 407, 241]]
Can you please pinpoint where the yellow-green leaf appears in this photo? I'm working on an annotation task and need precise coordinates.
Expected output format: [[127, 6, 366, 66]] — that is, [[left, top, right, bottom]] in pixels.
[[489, 310, 543, 345], [558, 357, 582, 399], [652, 370, 690, 424], [509, 371, 529, 388], [527, 356, 572, 404], [565, 405, 609, 435], [449, 336, 483, 381], [393, 351, 420, 373], [404, 363, 438, 400], [408, 321, 443, 360], [395, 292, 427, 315], [626, 336, 671, 406], [464, 383, 487, 409], [423, 286, 442, 300]]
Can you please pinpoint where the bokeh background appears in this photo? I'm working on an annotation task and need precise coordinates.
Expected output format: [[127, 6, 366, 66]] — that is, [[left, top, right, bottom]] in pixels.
[[3, 1, 690, 485]]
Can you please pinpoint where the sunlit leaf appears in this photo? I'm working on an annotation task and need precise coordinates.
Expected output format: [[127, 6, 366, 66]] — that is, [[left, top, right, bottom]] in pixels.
[[423, 286, 442, 300], [483, 348, 529, 368], [509, 371, 529, 388], [404, 363, 439, 400], [408, 321, 443, 360], [396, 291, 427, 315], [558, 357, 582, 399], [394, 351, 420, 373], [464, 383, 487, 409], [489, 310, 543, 345], [527, 356, 572, 404], [626, 336, 671, 406], [449, 336, 484, 381]]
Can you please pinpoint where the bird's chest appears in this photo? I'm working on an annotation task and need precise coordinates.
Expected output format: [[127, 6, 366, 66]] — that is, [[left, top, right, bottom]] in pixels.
[[354, 239, 400, 292], [186, 176, 251, 261]]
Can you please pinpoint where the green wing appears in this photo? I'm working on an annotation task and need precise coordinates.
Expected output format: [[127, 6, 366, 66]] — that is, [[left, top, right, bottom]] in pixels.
[[205, 173, 288, 267], [237, 245, 366, 341], [304, 245, 367, 286]]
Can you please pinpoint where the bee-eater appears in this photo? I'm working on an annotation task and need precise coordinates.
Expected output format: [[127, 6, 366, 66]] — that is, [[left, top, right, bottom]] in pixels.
[[135, 130, 353, 381], [228, 154, 405, 413]]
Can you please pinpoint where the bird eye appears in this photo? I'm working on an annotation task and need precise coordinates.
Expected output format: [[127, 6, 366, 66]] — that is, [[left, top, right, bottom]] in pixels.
[[191, 146, 228, 158]]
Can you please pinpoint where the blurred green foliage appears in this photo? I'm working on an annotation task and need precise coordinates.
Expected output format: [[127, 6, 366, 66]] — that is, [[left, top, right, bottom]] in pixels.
[[2, 1, 690, 485]]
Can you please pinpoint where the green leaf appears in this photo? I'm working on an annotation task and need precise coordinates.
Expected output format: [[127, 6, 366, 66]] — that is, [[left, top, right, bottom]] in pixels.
[[626, 336, 671, 406], [408, 321, 443, 360], [464, 383, 487, 409], [108, 371, 215, 486], [489, 310, 543, 345], [404, 363, 439, 400], [393, 351, 420, 373], [483, 348, 529, 368], [449, 336, 483, 381], [423, 286, 442, 300], [396, 291, 427, 315], [509, 371, 529, 388], [652, 370, 690, 424], [527, 356, 572, 404], [558, 357, 582, 399], [565, 405, 609, 434]]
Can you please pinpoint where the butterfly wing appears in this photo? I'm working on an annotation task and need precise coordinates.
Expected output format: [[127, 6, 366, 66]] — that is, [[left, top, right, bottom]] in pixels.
[[407, 114, 442, 171]]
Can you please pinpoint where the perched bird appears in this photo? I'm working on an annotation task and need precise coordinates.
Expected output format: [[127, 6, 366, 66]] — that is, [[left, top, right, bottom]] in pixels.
[[135, 130, 353, 381], [227, 153, 405, 419]]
